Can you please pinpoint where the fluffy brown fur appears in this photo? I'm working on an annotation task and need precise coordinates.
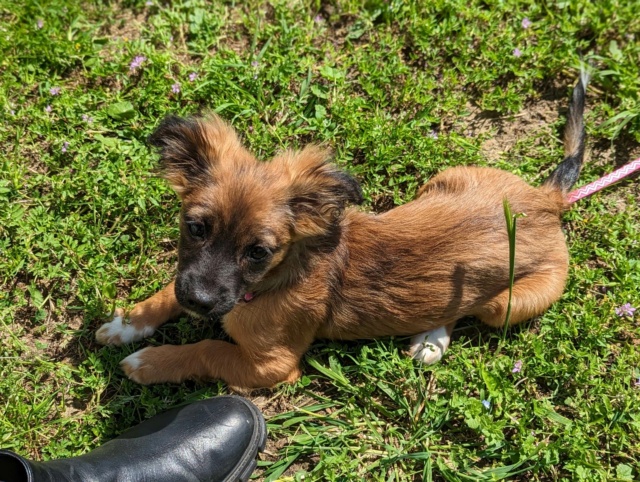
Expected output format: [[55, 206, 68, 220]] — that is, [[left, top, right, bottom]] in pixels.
[[97, 79, 587, 389]]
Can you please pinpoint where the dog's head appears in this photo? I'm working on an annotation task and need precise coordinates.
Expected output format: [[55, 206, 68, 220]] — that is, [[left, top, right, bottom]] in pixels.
[[149, 114, 362, 318]]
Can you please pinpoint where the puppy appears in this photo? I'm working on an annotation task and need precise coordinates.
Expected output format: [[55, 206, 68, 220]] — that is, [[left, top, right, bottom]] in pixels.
[[96, 77, 587, 388]]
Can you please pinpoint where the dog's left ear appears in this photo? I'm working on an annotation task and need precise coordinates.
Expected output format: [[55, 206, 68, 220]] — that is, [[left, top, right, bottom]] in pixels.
[[280, 146, 363, 238]]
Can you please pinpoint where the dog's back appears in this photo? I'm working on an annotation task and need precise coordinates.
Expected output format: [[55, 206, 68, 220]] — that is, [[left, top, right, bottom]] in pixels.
[[317, 76, 588, 340], [316, 169, 565, 339]]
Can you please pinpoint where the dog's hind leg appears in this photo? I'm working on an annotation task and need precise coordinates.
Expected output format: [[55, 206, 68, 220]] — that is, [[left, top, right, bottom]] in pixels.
[[409, 321, 456, 364], [473, 269, 567, 328], [96, 280, 183, 346]]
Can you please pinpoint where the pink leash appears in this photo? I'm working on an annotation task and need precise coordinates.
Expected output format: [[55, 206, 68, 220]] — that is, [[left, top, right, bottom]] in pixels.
[[566, 158, 640, 204]]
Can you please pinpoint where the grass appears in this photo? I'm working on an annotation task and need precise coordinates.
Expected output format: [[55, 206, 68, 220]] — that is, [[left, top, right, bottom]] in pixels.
[[1, 0, 639, 480], [502, 198, 526, 335]]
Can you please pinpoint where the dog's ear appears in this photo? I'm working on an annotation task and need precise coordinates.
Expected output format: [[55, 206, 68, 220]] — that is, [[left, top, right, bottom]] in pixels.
[[280, 145, 363, 238], [148, 114, 253, 196]]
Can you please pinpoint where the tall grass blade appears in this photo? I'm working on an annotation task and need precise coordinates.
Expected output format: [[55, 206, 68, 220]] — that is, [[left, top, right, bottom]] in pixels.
[[502, 198, 526, 339]]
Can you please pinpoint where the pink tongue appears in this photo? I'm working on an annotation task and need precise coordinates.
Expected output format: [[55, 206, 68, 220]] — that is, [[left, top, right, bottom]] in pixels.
[[243, 292, 254, 302]]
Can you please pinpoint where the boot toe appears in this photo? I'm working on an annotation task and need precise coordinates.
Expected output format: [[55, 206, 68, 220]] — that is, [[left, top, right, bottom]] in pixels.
[[103, 395, 267, 482]]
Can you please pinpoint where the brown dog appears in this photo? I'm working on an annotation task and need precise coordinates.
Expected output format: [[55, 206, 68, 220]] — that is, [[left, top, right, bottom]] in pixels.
[[96, 77, 587, 388]]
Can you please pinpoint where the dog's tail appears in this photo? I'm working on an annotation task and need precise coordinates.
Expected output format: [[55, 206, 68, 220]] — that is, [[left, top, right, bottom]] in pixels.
[[543, 70, 589, 193]]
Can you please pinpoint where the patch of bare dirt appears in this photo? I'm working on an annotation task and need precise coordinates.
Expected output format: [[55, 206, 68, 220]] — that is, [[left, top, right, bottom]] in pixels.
[[247, 390, 299, 418], [61, 397, 89, 419], [216, 4, 257, 57], [591, 134, 640, 169], [95, 2, 154, 81], [478, 100, 561, 161], [579, 132, 640, 213], [99, 5, 147, 47], [12, 284, 85, 366], [590, 133, 640, 213]]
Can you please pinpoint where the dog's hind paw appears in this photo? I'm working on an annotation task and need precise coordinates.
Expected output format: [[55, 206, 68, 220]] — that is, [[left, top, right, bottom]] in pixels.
[[409, 326, 451, 365], [411, 341, 444, 364], [96, 308, 155, 346]]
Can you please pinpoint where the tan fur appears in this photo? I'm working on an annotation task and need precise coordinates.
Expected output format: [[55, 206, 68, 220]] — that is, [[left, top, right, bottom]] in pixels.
[[111, 115, 573, 388], [127, 281, 183, 331]]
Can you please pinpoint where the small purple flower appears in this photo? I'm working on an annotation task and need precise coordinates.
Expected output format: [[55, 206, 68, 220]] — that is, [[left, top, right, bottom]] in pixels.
[[314, 15, 324, 23], [36, 19, 44, 29], [482, 400, 491, 410], [512, 360, 523, 373], [188, 72, 198, 82], [429, 130, 439, 140], [45, 105, 52, 113], [61, 141, 69, 153], [49, 87, 61, 96], [251, 60, 259, 68], [513, 48, 522, 57], [82, 114, 94, 123], [521, 18, 532, 29], [129, 55, 146, 72], [145, 0, 153, 5], [171, 83, 181, 94], [615, 303, 636, 317], [10, 109, 15, 116], [634, 378, 640, 388]]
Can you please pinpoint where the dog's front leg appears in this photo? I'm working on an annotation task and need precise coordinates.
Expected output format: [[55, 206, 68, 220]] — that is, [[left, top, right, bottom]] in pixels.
[[96, 280, 183, 346], [120, 340, 302, 388]]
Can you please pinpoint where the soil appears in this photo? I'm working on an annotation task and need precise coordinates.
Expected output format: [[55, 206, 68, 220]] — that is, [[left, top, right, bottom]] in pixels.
[[475, 99, 563, 161]]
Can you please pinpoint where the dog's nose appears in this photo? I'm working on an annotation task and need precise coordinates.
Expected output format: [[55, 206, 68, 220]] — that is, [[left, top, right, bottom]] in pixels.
[[182, 285, 235, 316], [183, 290, 217, 315]]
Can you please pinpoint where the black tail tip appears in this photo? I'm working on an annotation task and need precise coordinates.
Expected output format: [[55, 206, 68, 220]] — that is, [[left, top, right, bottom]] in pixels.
[[543, 73, 588, 192]]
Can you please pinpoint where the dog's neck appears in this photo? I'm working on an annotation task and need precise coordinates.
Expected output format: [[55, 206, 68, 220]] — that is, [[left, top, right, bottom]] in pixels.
[[253, 227, 343, 294]]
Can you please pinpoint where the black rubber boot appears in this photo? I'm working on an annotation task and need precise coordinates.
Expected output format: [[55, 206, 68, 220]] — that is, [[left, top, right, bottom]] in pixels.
[[0, 396, 266, 482]]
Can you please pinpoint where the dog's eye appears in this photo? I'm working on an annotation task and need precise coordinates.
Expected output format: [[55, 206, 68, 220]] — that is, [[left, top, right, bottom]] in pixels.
[[187, 222, 205, 239], [248, 246, 269, 262]]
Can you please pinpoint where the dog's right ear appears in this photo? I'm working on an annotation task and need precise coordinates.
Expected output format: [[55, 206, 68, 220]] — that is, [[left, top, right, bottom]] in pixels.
[[148, 114, 253, 196]]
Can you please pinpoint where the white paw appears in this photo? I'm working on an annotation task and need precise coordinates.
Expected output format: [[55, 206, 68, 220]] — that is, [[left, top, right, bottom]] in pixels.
[[121, 347, 149, 374], [409, 326, 451, 365], [411, 340, 444, 364], [120, 347, 165, 385], [120, 347, 152, 383], [95, 309, 155, 346]]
